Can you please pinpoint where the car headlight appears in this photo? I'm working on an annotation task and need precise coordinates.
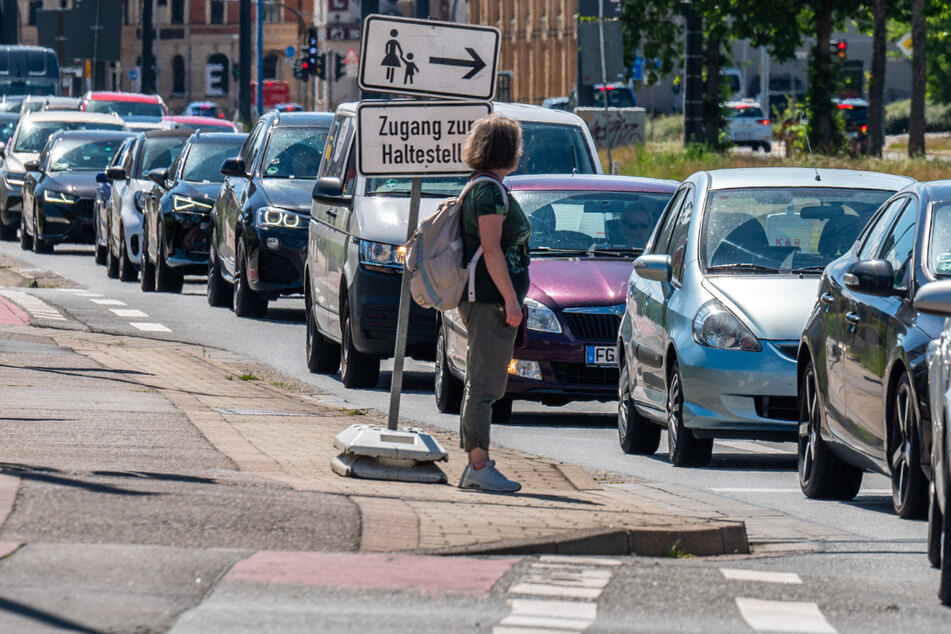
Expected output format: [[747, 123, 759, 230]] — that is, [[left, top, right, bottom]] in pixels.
[[3, 172, 24, 187], [359, 239, 406, 272], [692, 301, 761, 351], [525, 297, 562, 334], [172, 194, 212, 213], [44, 189, 76, 204], [254, 206, 304, 229]]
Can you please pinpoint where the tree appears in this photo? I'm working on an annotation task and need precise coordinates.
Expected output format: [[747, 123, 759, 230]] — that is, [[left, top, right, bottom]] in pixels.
[[868, 0, 887, 156], [909, 0, 927, 157]]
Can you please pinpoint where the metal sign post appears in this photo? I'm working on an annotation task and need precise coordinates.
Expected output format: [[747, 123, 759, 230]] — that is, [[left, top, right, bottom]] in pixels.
[[331, 15, 500, 483]]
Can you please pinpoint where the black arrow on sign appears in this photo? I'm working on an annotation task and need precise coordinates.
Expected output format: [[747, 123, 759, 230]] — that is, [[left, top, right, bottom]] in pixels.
[[429, 48, 486, 79]]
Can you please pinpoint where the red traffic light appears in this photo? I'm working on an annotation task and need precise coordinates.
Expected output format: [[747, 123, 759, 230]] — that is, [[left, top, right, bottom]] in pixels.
[[837, 41, 846, 50]]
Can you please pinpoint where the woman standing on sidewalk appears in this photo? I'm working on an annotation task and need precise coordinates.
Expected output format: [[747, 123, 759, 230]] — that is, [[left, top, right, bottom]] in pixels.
[[457, 114, 531, 493]]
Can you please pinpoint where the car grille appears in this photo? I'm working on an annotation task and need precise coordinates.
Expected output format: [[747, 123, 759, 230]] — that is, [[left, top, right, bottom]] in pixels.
[[754, 396, 798, 421], [76, 198, 95, 219], [563, 313, 621, 342], [550, 362, 619, 387], [259, 254, 300, 285], [772, 342, 799, 360]]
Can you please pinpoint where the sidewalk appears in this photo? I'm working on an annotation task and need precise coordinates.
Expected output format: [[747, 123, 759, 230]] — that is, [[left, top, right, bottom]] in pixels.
[[0, 318, 749, 558]]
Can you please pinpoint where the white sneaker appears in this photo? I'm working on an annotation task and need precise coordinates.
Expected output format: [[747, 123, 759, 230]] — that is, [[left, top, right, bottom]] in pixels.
[[458, 460, 521, 492]]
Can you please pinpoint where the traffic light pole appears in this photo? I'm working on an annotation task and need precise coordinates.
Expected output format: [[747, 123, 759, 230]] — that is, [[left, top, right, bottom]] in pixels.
[[239, 0, 251, 126], [256, 0, 264, 116]]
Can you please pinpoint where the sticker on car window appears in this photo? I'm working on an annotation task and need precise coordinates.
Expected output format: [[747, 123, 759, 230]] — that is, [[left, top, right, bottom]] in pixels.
[[383, 179, 398, 189], [265, 165, 279, 175], [937, 253, 951, 273]]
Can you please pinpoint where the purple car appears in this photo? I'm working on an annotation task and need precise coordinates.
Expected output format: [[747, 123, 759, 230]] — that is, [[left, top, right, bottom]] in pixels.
[[435, 174, 678, 422]]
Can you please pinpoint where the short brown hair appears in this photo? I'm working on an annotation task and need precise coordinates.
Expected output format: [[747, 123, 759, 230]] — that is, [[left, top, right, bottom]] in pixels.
[[462, 114, 522, 172]]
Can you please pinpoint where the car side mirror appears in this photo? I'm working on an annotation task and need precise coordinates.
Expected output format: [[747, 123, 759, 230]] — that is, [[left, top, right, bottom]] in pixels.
[[105, 166, 127, 181], [633, 254, 672, 283], [220, 156, 246, 177], [0, 142, 6, 158], [147, 167, 168, 185], [23, 160, 40, 172], [915, 280, 951, 317], [312, 176, 350, 207], [843, 259, 895, 295], [96, 172, 108, 184]]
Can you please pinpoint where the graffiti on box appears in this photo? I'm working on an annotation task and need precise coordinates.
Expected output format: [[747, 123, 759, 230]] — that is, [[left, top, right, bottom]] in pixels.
[[575, 108, 646, 149]]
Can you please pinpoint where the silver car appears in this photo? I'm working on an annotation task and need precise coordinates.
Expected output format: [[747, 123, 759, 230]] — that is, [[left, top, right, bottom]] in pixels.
[[617, 168, 914, 467]]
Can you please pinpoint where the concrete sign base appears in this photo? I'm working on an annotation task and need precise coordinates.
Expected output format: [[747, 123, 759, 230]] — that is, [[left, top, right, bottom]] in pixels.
[[332, 424, 449, 484]]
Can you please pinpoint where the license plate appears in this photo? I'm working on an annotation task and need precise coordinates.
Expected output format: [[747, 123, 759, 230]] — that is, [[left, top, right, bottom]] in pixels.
[[586, 345, 617, 366]]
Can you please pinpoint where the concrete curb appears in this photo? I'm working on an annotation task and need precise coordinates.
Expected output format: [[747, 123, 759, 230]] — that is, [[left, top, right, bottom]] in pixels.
[[424, 522, 750, 558]]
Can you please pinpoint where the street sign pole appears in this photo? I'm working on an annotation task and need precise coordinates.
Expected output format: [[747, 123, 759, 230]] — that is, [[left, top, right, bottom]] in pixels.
[[386, 176, 422, 430]]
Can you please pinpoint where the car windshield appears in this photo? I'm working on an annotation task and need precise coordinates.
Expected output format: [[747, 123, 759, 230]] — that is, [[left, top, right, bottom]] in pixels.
[[189, 105, 218, 117], [930, 202, 951, 276], [14, 120, 125, 153], [135, 136, 189, 178], [0, 118, 17, 145], [47, 138, 124, 172], [0, 80, 56, 96], [594, 88, 635, 107], [729, 105, 765, 119], [703, 186, 895, 273], [364, 121, 598, 197], [513, 189, 672, 253], [181, 141, 244, 183], [260, 127, 328, 179], [86, 99, 164, 118]]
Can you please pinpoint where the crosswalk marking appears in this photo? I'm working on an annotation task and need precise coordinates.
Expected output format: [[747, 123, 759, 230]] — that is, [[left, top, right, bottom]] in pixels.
[[0, 290, 65, 321], [537, 556, 621, 567], [90, 299, 126, 306], [130, 322, 172, 332], [720, 568, 802, 584], [735, 597, 836, 633], [109, 309, 148, 318]]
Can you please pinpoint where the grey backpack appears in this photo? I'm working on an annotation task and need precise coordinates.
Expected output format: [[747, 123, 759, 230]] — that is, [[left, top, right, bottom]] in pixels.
[[405, 176, 508, 311]]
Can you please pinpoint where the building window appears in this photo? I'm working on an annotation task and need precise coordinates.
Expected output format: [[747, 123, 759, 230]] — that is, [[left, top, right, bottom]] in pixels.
[[264, 53, 279, 79], [264, 1, 282, 22], [172, 55, 186, 95], [28, 0, 42, 25], [206, 53, 229, 96], [171, 0, 184, 24], [210, 0, 224, 24]]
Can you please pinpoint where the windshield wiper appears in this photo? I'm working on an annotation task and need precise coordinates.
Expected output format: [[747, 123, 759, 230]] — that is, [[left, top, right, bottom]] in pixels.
[[791, 265, 827, 273], [530, 247, 589, 255], [706, 262, 783, 274], [587, 247, 643, 257]]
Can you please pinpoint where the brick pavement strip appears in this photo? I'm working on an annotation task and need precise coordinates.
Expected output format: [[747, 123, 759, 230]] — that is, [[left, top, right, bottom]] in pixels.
[[2, 323, 750, 557]]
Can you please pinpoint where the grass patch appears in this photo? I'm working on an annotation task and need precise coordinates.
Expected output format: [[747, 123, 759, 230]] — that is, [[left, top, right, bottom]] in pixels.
[[603, 142, 951, 182], [663, 539, 693, 559], [346, 408, 368, 416], [238, 373, 259, 381]]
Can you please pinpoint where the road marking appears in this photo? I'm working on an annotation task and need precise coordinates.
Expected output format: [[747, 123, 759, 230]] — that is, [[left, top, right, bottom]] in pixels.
[[109, 309, 148, 318], [735, 597, 836, 633], [508, 583, 602, 600], [710, 487, 891, 495], [537, 556, 621, 567], [130, 322, 172, 332], [721, 568, 802, 584], [0, 290, 66, 321], [90, 299, 126, 306], [508, 600, 597, 621], [718, 440, 793, 455]]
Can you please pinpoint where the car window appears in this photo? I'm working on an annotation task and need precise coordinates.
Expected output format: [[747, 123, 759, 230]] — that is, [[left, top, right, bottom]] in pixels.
[[879, 198, 917, 288], [135, 136, 189, 178], [729, 106, 765, 119], [929, 202, 951, 277], [46, 137, 126, 172], [181, 141, 245, 183], [85, 100, 164, 118], [259, 127, 328, 179], [650, 188, 687, 255], [108, 138, 128, 169], [13, 120, 124, 153], [318, 115, 355, 181], [667, 195, 693, 283], [513, 122, 597, 175], [702, 186, 895, 272], [240, 120, 267, 166], [514, 190, 671, 252], [859, 198, 907, 260]]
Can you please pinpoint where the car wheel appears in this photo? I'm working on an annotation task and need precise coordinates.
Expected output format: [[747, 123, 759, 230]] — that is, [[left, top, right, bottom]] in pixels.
[[941, 478, 951, 605], [94, 242, 107, 265], [207, 232, 232, 308], [118, 227, 137, 282], [106, 234, 119, 278], [340, 303, 380, 388], [305, 301, 340, 374], [762, 142, 772, 154], [666, 361, 712, 467], [32, 208, 51, 254], [154, 227, 184, 293], [233, 240, 268, 317], [891, 373, 928, 519], [618, 359, 661, 455], [434, 327, 463, 413], [930, 482, 943, 568], [0, 221, 16, 241], [19, 211, 32, 251], [139, 226, 155, 292], [798, 361, 864, 500]]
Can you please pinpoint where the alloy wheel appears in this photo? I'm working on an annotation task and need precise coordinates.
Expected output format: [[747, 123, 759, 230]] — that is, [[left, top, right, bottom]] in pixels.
[[799, 365, 820, 487], [892, 382, 914, 511], [666, 370, 682, 451]]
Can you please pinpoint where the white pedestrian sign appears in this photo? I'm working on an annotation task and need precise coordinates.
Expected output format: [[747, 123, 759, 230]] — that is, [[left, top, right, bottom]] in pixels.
[[358, 14, 500, 100], [356, 101, 492, 176]]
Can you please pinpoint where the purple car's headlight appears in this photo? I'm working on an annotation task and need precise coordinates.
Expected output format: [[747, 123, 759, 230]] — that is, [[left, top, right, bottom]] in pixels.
[[525, 298, 561, 334]]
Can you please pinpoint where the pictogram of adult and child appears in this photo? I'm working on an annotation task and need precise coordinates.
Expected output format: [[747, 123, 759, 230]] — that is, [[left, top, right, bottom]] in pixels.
[[381, 30, 419, 85]]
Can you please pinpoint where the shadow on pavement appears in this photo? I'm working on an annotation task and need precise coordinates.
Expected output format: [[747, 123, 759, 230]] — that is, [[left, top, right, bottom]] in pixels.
[[503, 411, 615, 429], [0, 463, 158, 497], [0, 596, 103, 634]]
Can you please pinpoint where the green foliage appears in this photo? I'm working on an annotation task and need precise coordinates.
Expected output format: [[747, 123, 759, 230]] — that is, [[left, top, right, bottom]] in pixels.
[[885, 98, 951, 134], [646, 115, 683, 142]]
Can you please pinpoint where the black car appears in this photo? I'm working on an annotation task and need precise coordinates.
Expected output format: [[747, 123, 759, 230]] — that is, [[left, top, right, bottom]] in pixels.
[[20, 130, 134, 253], [836, 98, 869, 155], [141, 131, 246, 293], [797, 181, 950, 518], [209, 110, 332, 317]]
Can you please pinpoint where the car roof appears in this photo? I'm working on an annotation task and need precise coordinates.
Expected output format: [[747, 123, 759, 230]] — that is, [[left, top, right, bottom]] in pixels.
[[84, 91, 162, 103], [506, 174, 678, 193], [141, 128, 194, 139], [270, 111, 334, 127], [703, 168, 915, 191], [333, 100, 587, 125], [903, 180, 951, 200], [187, 132, 246, 144], [20, 111, 123, 124], [186, 101, 216, 107], [51, 130, 135, 141]]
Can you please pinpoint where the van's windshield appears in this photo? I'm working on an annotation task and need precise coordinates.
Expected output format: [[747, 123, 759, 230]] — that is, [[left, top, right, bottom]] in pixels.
[[365, 121, 598, 197]]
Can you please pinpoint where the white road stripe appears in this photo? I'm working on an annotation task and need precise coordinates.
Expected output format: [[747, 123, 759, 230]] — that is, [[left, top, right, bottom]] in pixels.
[[508, 583, 603, 600], [499, 615, 592, 629], [130, 322, 172, 332], [718, 440, 793, 455], [735, 597, 836, 633], [721, 568, 802, 584], [537, 556, 621, 567], [110, 309, 148, 318], [493, 627, 579, 634], [0, 290, 66, 320], [90, 299, 126, 306], [710, 487, 891, 494], [521, 576, 610, 589], [509, 600, 597, 621]]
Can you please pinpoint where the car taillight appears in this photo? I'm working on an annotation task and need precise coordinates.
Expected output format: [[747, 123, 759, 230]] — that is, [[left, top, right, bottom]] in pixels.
[[760, 119, 769, 125], [218, 113, 225, 118], [860, 124, 868, 133]]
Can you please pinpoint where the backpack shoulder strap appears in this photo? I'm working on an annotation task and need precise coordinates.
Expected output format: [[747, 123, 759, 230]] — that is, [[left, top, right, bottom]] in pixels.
[[464, 175, 509, 208]]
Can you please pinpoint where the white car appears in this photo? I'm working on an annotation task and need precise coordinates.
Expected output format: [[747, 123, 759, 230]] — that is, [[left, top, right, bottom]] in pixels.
[[726, 101, 772, 153]]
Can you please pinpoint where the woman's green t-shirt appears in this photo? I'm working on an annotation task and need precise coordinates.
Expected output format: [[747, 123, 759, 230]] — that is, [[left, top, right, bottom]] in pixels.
[[460, 179, 532, 305]]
